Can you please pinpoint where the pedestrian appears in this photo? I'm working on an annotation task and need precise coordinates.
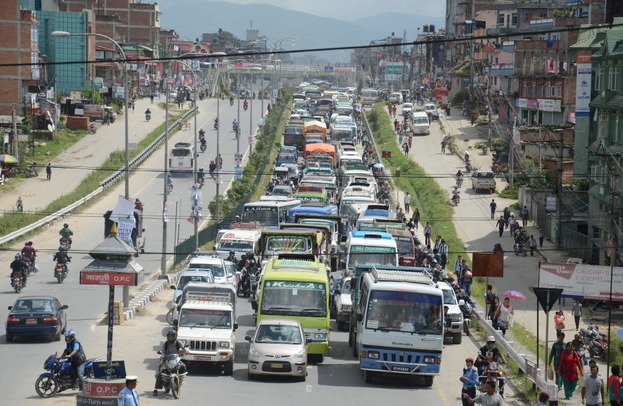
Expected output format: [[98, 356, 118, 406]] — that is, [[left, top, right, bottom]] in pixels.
[[489, 296, 500, 329], [508, 215, 517, 236], [529, 235, 538, 256], [607, 365, 621, 406], [462, 380, 503, 406], [495, 216, 505, 237], [411, 207, 420, 227], [461, 265, 473, 297], [404, 192, 411, 214], [485, 285, 496, 320], [150, 94, 154, 104], [423, 222, 432, 246], [554, 310, 565, 335], [392, 104, 397, 117], [521, 205, 529, 227], [539, 231, 545, 247], [582, 365, 604, 406], [439, 239, 448, 269], [490, 199, 497, 219], [558, 341, 583, 400], [572, 299, 582, 330], [441, 139, 447, 154], [407, 134, 413, 148], [534, 392, 550, 406], [503, 207, 511, 228], [46, 163, 52, 180], [549, 333, 566, 389], [118, 375, 140, 405], [403, 141, 410, 155], [494, 297, 514, 336], [460, 357, 480, 406]]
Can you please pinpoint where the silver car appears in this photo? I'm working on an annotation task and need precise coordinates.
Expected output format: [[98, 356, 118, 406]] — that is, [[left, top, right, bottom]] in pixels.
[[245, 319, 308, 381]]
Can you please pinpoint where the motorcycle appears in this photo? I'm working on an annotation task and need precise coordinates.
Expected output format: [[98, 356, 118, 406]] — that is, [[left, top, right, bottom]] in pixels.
[[166, 182, 173, 195], [451, 187, 460, 206], [157, 351, 187, 399], [89, 122, 97, 134], [580, 323, 608, 360], [481, 145, 488, 155], [35, 353, 101, 398], [455, 176, 463, 188], [237, 268, 252, 297], [54, 262, 69, 284], [24, 258, 37, 276], [145, 112, 151, 121], [243, 102, 248, 111], [25, 165, 38, 178], [197, 176, 205, 188], [513, 239, 527, 256], [478, 361, 505, 396], [11, 272, 24, 293], [200, 140, 207, 153], [465, 159, 473, 173], [229, 98, 234, 106]]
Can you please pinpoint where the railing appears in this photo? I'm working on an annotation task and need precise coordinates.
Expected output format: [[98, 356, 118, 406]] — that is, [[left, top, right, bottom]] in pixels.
[[0, 109, 196, 247]]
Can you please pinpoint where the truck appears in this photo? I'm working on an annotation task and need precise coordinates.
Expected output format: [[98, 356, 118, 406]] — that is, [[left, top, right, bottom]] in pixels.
[[174, 283, 238, 375], [471, 169, 497, 193], [76, 104, 117, 123], [348, 265, 444, 386]]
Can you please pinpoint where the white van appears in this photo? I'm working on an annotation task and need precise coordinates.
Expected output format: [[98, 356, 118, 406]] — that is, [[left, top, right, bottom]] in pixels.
[[389, 92, 403, 104], [409, 111, 430, 135], [215, 229, 261, 259]]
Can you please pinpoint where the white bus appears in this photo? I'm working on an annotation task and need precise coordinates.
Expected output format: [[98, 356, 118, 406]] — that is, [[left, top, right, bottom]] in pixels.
[[360, 88, 379, 106], [242, 199, 301, 227], [169, 142, 195, 172]]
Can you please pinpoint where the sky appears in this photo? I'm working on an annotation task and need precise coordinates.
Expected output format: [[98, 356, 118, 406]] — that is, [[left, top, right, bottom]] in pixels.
[[216, 0, 445, 20]]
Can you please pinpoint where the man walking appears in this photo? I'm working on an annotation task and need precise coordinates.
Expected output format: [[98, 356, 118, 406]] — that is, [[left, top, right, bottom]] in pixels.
[[549, 332, 566, 389], [572, 299, 582, 330], [404, 192, 411, 214], [521, 205, 529, 227], [490, 199, 497, 219], [46, 163, 52, 181], [581, 365, 604, 406], [529, 235, 538, 256], [423, 222, 432, 246]]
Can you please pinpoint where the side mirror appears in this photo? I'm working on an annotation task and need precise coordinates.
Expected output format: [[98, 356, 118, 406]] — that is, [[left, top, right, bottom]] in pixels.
[[245, 335, 253, 343], [305, 337, 311, 344], [157, 350, 162, 355], [62, 305, 69, 309], [458, 299, 466, 306], [170, 285, 176, 290], [233, 322, 239, 331], [251, 300, 258, 311]]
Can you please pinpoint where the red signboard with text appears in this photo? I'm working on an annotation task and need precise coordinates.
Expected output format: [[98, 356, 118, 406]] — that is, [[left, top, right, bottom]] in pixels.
[[80, 271, 137, 286]]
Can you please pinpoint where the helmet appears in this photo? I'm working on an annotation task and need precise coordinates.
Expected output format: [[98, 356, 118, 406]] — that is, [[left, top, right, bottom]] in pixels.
[[58, 246, 65, 251], [487, 336, 495, 343], [65, 329, 76, 342], [166, 330, 177, 341], [199, 168, 204, 172], [229, 251, 235, 257], [63, 223, 68, 228], [14, 253, 21, 260], [26, 241, 33, 246]]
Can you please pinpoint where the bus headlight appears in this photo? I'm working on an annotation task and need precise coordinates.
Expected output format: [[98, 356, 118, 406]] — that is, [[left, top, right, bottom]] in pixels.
[[423, 356, 436, 364], [366, 351, 380, 359]]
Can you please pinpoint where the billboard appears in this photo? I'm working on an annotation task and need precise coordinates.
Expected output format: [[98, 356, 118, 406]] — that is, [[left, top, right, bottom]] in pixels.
[[538, 262, 623, 300]]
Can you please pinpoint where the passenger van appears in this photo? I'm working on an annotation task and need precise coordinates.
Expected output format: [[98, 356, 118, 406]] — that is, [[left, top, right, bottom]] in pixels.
[[409, 111, 430, 135]]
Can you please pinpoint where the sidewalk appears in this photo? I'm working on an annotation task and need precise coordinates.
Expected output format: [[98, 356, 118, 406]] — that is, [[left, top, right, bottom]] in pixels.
[[384, 106, 593, 405], [0, 97, 173, 213]]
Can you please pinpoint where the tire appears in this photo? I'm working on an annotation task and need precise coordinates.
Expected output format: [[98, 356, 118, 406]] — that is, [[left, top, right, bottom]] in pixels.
[[6, 333, 13, 342], [453, 332, 463, 344], [170, 375, 180, 399], [35, 375, 59, 398], [314, 354, 324, 364], [364, 370, 375, 384], [56, 273, 62, 284], [166, 308, 175, 326], [223, 359, 234, 375], [423, 376, 434, 387]]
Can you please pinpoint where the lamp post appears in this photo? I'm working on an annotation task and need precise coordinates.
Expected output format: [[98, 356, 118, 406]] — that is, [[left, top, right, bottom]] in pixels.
[[52, 31, 130, 200], [52, 30, 131, 308]]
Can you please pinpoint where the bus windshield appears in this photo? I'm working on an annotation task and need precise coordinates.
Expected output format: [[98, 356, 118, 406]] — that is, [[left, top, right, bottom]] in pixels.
[[261, 280, 326, 316], [243, 206, 278, 226], [172, 148, 191, 157], [347, 245, 396, 268], [365, 290, 442, 334]]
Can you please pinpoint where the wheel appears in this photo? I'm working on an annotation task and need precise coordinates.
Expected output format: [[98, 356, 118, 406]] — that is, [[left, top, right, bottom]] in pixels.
[[56, 273, 62, 284], [6, 333, 13, 342], [166, 308, 175, 326], [35, 375, 59, 398], [337, 320, 346, 331], [364, 370, 375, 384], [297, 372, 307, 382], [423, 376, 434, 387], [453, 332, 463, 344], [223, 359, 234, 375], [170, 375, 180, 399]]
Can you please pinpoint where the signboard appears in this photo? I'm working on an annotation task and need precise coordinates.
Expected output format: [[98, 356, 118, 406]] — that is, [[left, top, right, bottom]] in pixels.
[[80, 271, 138, 286], [248, 136, 254, 144], [575, 52, 592, 117], [546, 196, 557, 211], [537, 99, 561, 112], [234, 165, 243, 180], [472, 252, 504, 277], [539, 262, 623, 300], [532, 286, 563, 313], [234, 153, 243, 163], [91, 361, 127, 380]]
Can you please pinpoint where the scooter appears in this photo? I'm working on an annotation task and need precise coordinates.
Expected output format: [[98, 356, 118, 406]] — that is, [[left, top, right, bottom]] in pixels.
[[89, 122, 97, 134]]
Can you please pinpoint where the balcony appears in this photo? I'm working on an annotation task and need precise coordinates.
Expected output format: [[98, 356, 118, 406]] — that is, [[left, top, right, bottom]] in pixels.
[[487, 63, 515, 76]]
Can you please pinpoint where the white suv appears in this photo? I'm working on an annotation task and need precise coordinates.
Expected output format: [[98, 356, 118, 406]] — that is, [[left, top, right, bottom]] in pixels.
[[187, 254, 228, 285], [437, 281, 464, 344]]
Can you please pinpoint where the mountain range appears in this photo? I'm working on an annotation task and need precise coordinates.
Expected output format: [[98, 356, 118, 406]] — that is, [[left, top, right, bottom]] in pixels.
[[158, 1, 444, 63]]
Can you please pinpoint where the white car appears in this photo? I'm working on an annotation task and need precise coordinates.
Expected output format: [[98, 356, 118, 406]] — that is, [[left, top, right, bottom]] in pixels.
[[245, 319, 308, 381], [333, 276, 353, 331], [437, 281, 464, 344], [171, 269, 214, 305], [401, 102, 414, 116]]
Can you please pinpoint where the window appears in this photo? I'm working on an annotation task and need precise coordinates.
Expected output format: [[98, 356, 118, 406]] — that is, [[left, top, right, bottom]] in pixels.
[[544, 82, 551, 98], [552, 83, 562, 98], [498, 14, 505, 26], [608, 67, 620, 91], [511, 13, 518, 26], [595, 68, 604, 91]]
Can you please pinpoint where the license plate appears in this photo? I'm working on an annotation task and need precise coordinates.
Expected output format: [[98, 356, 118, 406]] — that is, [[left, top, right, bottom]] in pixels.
[[26, 318, 37, 325], [271, 363, 283, 369], [391, 366, 410, 372], [194, 355, 211, 361]]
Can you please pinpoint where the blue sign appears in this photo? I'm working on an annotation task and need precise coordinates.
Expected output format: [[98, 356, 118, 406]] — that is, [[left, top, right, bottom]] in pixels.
[[92, 360, 127, 379]]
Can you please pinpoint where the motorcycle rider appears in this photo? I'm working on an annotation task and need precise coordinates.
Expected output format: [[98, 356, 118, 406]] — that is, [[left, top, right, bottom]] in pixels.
[[197, 168, 205, 186], [229, 95, 234, 105], [145, 108, 151, 120], [209, 160, 217, 178], [53, 246, 71, 271], [455, 169, 464, 186], [243, 99, 249, 110], [10, 253, 29, 285], [232, 118, 239, 131], [21, 241, 37, 269], [475, 336, 505, 395], [167, 173, 173, 189], [59, 223, 74, 247], [198, 128, 206, 140], [60, 329, 87, 390], [153, 330, 188, 396], [226, 250, 238, 266]]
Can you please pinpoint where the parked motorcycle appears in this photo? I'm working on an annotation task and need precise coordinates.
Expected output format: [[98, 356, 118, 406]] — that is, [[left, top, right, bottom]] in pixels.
[[54, 262, 69, 284], [580, 323, 608, 360], [156, 351, 187, 399], [90, 122, 97, 134], [35, 353, 100, 398], [25, 165, 38, 178], [11, 272, 24, 293]]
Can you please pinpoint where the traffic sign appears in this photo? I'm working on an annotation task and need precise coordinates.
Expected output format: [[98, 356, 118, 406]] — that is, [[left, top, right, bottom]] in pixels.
[[531, 287, 563, 313], [248, 136, 254, 144], [234, 153, 243, 163], [234, 165, 243, 180]]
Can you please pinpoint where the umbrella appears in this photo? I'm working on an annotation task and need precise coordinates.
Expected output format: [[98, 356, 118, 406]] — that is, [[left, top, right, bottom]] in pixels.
[[501, 290, 527, 301], [372, 163, 384, 169], [0, 154, 19, 164]]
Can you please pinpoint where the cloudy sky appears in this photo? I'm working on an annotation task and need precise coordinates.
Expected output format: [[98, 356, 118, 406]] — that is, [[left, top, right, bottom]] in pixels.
[[216, 0, 445, 20]]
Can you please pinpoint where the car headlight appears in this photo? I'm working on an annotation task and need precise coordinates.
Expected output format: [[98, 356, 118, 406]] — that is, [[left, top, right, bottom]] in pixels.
[[367, 351, 380, 359], [249, 347, 261, 358], [219, 341, 230, 348], [293, 350, 306, 360], [313, 333, 327, 340]]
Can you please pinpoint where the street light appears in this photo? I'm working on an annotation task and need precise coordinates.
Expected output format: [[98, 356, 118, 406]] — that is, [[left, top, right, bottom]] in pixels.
[[51, 31, 130, 200], [52, 30, 131, 308]]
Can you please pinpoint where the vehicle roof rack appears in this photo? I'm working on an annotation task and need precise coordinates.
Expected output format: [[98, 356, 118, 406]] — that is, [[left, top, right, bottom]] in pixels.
[[370, 266, 434, 285]]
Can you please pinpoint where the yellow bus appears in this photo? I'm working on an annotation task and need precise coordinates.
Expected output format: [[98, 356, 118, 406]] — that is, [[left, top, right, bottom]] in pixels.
[[251, 254, 330, 362]]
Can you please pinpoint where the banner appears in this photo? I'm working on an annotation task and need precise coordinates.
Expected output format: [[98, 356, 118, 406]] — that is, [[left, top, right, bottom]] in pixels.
[[539, 262, 623, 300], [575, 52, 592, 117]]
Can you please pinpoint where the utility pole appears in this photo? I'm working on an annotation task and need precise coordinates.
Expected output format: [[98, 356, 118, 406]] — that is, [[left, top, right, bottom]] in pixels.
[[556, 129, 563, 246]]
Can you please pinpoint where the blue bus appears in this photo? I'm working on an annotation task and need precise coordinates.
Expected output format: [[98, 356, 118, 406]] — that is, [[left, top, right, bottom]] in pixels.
[[287, 204, 338, 223]]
